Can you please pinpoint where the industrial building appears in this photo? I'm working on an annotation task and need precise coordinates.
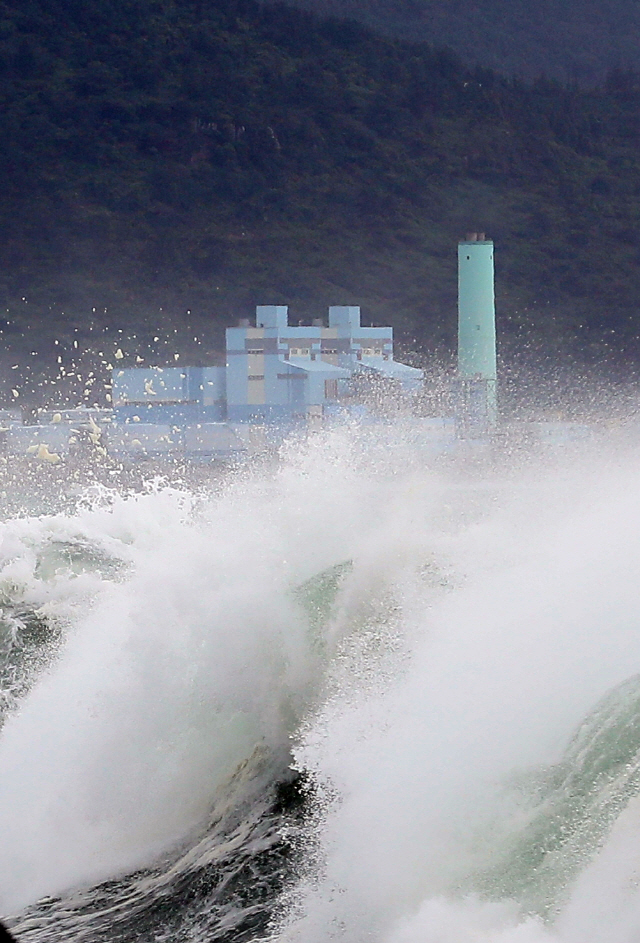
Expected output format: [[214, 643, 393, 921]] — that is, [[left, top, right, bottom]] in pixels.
[[225, 304, 422, 422], [111, 304, 423, 425], [99, 304, 424, 458], [0, 304, 424, 463], [0, 239, 593, 465]]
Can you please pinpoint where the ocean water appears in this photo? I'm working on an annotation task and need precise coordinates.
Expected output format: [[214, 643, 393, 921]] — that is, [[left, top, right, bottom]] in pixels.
[[2, 421, 640, 942]]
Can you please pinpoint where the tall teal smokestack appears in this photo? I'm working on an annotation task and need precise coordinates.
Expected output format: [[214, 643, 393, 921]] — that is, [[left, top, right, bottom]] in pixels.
[[457, 232, 497, 433]]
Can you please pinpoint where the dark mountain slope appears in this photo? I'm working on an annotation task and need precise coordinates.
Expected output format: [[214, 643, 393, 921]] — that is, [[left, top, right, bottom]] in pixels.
[[2, 0, 640, 402], [263, 0, 640, 85]]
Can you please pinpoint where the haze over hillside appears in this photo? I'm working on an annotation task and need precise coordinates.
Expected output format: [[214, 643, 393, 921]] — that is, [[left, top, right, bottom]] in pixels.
[[265, 0, 640, 85]]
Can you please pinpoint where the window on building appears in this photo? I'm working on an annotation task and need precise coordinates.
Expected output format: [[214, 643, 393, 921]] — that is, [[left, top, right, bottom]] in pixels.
[[289, 347, 310, 357], [324, 379, 338, 399]]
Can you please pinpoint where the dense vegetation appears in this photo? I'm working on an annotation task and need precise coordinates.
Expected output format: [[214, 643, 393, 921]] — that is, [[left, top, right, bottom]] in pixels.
[[2, 0, 640, 403], [270, 0, 640, 86]]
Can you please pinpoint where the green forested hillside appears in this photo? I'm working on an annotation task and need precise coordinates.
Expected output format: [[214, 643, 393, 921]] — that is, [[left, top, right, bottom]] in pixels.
[[2, 0, 640, 403]]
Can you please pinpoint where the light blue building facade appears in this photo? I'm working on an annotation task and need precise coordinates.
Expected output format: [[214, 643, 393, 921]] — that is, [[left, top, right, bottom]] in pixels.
[[226, 305, 421, 423], [103, 305, 422, 458], [111, 305, 422, 430], [111, 365, 226, 425]]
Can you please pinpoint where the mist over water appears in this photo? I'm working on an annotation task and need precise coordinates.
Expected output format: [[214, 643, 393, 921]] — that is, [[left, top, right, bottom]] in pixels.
[[2, 420, 640, 940], [279, 436, 640, 942]]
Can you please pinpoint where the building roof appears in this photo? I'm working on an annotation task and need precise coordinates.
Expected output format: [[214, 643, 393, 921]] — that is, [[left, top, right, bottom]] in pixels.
[[285, 358, 352, 377], [356, 358, 423, 380]]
